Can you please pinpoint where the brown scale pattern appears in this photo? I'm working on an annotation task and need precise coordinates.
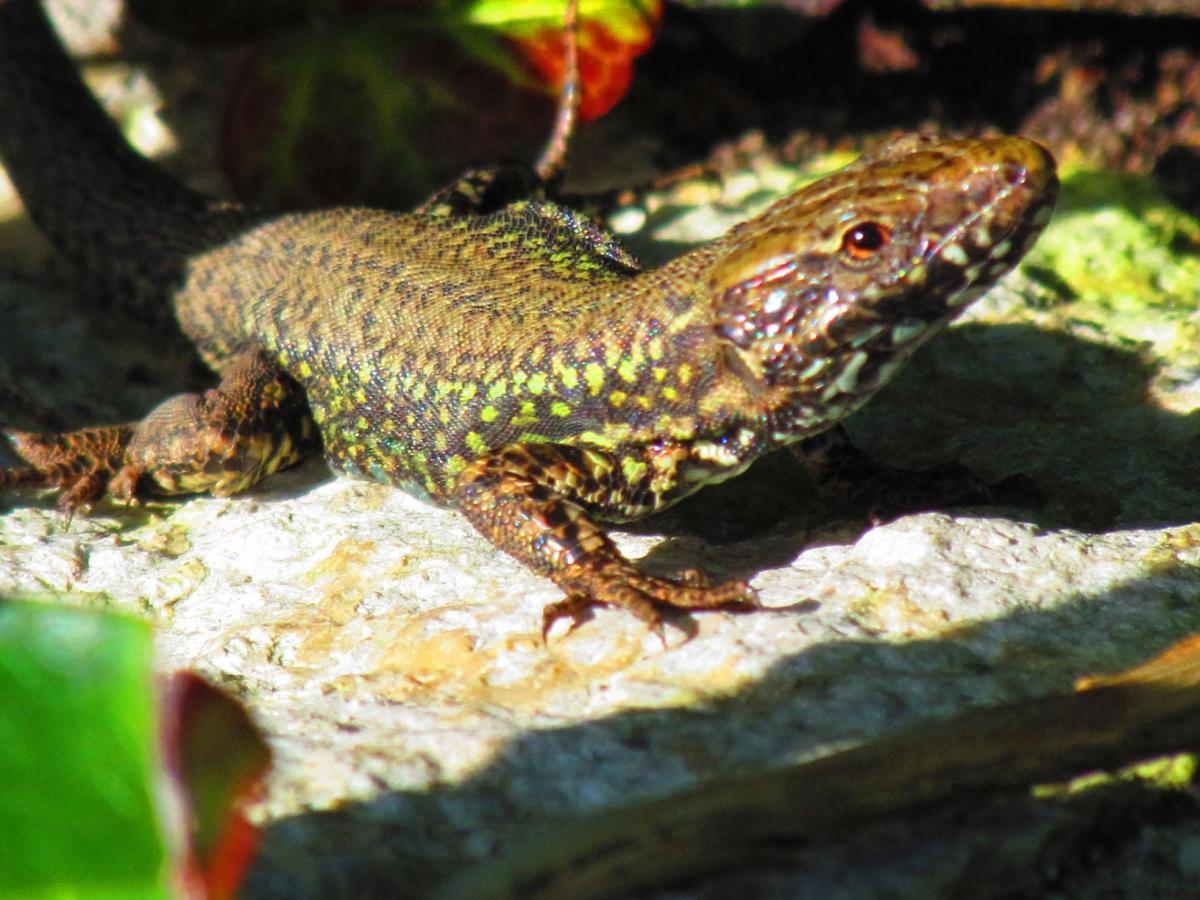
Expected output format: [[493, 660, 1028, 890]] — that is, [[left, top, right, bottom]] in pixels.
[[0, 0, 1058, 631]]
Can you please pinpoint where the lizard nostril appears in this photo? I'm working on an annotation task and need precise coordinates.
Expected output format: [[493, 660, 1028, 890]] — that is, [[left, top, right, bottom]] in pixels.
[[1002, 163, 1026, 186]]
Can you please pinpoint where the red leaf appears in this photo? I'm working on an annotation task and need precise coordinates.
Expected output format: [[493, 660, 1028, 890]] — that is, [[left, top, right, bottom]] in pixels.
[[160, 672, 272, 900]]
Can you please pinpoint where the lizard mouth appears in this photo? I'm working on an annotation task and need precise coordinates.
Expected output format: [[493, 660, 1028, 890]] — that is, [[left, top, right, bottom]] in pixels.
[[911, 135, 1059, 322]]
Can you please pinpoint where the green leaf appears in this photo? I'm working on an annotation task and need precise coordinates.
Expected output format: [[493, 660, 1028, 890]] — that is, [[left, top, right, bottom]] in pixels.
[[0, 599, 167, 898]]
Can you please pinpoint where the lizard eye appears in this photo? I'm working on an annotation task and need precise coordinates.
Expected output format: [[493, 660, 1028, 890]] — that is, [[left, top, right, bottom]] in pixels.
[[841, 222, 890, 259]]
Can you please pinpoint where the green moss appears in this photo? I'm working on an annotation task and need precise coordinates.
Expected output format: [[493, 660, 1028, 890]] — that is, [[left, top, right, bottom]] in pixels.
[[1022, 168, 1200, 361], [1033, 752, 1197, 799]]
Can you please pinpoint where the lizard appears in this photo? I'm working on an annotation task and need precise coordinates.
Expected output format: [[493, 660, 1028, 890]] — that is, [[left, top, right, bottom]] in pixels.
[[0, 0, 1058, 634]]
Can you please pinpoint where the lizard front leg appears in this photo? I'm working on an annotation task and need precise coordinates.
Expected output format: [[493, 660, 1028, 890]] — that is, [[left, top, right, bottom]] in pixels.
[[792, 424, 1038, 523], [453, 443, 759, 637], [1, 349, 317, 513]]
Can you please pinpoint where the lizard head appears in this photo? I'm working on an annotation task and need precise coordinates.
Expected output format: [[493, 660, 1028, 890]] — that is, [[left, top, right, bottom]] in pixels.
[[708, 133, 1057, 435]]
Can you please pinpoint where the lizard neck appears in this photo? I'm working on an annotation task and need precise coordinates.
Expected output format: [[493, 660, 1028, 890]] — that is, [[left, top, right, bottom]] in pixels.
[[546, 244, 766, 450], [606, 236, 894, 455]]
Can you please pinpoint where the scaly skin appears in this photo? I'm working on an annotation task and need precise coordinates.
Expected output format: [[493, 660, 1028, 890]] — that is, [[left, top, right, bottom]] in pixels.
[[0, 0, 1057, 632]]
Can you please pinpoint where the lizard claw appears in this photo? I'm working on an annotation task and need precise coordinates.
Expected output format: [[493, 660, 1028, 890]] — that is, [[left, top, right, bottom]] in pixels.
[[541, 593, 674, 647], [541, 594, 597, 642], [542, 565, 759, 644]]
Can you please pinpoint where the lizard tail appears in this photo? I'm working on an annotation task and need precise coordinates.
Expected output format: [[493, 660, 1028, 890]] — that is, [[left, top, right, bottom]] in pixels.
[[0, 0, 249, 324]]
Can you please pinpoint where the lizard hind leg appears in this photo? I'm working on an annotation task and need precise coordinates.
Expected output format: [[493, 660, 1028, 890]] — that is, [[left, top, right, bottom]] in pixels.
[[415, 0, 581, 218], [121, 349, 318, 500], [415, 162, 545, 218], [453, 443, 760, 639], [1, 349, 317, 513]]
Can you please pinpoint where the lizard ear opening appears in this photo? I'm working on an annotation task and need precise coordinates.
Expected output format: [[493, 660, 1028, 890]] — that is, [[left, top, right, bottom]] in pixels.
[[719, 341, 767, 395]]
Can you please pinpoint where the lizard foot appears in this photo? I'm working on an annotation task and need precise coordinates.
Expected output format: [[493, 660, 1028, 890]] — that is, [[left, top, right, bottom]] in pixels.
[[542, 561, 759, 642], [856, 462, 1041, 525], [1, 424, 135, 514], [457, 441, 760, 640], [793, 425, 1043, 525]]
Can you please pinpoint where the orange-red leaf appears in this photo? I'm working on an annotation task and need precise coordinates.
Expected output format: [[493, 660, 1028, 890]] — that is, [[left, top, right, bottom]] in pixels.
[[492, 0, 662, 120]]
